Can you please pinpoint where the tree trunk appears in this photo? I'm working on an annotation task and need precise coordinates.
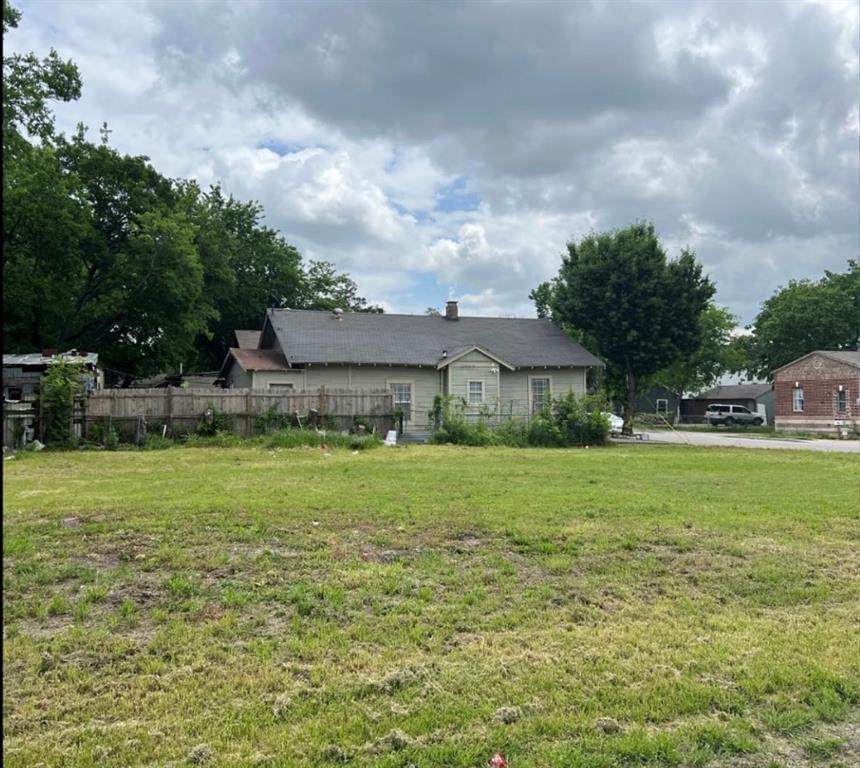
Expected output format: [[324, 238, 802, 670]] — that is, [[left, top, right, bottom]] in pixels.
[[623, 369, 636, 435]]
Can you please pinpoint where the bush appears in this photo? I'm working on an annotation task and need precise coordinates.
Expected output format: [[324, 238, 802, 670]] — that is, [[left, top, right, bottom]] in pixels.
[[40, 359, 85, 446], [266, 429, 381, 451], [430, 392, 610, 448], [87, 421, 120, 450], [142, 434, 175, 450], [196, 407, 234, 437], [255, 409, 296, 434], [430, 396, 500, 446]]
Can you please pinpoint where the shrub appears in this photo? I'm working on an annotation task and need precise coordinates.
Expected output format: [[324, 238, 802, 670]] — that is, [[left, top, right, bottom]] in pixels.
[[40, 359, 85, 446], [266, 429, 381, 451], [196, 407, 234, 436], [87, 421, 120, 450], [430, 392, 610, 448], [255, 409, 296, 434]]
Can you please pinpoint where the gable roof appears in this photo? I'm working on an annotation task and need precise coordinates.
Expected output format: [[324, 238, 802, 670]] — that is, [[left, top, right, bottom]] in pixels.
[[263, 309, 604, 369], [436, 345, 515, 370], [772, 349, 860, 374], [692, 383, 773, 401], [234, 330, 261, 349], [221, 348, 290, 376]]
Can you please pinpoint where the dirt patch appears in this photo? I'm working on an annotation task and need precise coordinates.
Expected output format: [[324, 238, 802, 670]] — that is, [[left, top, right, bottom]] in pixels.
[[359, 545, 418, 564]]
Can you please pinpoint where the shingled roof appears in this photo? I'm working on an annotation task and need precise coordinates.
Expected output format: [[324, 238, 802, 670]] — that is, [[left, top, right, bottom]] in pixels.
[[234, 330, 261, 349], [692, 383, 773, 401], [264, 309, 604, 369], [224, 348, 290, 373]]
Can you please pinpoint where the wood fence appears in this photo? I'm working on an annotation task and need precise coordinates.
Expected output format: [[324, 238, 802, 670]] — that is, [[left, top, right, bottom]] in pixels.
[[3, 387, 397, 446]]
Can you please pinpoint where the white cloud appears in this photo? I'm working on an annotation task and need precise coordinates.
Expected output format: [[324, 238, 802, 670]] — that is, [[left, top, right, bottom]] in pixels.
[[6, 0, 858, 325]]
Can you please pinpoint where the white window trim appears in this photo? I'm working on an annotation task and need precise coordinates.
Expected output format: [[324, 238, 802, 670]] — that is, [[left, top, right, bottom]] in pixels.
[[467, 379, 485, 406], [528, 375, 553, 414], [387, 378, 415, 421], [836, 388, 848, 413], [792, 386, 804, 413], [655, 398, 668, 414]]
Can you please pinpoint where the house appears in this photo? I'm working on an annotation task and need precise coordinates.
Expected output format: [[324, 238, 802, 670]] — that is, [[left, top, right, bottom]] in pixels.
[[633, 385, 681, 421], [218, 301, 604, 439], [772, 350, 859, 434], [2, 350, 102, 402], [681, 382, 774, 424]]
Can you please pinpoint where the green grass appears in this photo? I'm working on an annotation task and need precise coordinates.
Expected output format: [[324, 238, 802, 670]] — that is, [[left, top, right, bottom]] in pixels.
[[3, 444, 859, 767]]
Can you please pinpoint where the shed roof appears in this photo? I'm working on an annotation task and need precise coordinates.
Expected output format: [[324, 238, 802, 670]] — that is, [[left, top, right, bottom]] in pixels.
[[3, 350, 99, 367], [264, 309, 604, 369], [692, 383, 773, 401], [234, 330, 261, 349], [772, 349, 860, 373]]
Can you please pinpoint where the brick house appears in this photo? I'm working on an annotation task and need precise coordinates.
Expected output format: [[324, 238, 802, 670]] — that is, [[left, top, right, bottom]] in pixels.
[[772, 350, 859, 434]]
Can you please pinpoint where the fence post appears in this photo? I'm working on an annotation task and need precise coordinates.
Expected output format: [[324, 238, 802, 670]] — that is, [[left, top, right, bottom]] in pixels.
[[167, 386, 174, 436], [246, 390, 252, 437], [319, 385, 326, 418]]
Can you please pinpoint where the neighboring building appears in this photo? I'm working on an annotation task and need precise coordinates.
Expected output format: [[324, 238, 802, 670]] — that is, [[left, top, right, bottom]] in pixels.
[[772, 350, 859, 434], [234, 330, 261, 349], [633, 385, 681, 421], [681, 382, 774, 424], [218, 302, 604, 439], [2, 350, 102, 402], [129, 371, 221, 389]]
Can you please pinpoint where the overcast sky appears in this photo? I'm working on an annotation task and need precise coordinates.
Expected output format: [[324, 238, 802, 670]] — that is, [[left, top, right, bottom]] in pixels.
[[9, 0, 859, 323]]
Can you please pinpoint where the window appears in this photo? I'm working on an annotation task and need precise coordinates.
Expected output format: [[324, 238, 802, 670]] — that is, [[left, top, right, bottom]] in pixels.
[[792, 385, 804, 412], [530, 377, 551, 414], [269, 383, 294, 391], [656, 398, 668, 414], [836, 389, 847, 413], [468, 380, 484, 405], [390, 382, 413, 420], [5, 387, 22, 402], [732, 406, 750, 414]]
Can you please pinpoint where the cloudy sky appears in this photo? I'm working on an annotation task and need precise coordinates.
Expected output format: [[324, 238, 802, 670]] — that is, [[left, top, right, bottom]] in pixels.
[[8, 0, 858, 322]]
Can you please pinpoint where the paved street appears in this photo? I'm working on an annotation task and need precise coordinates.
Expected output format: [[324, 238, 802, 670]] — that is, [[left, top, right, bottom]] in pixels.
[[615, 430, 859, 453]]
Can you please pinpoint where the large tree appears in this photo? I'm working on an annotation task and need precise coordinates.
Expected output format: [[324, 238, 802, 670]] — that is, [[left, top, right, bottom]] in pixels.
[[747, 261, 859, 377], [536, 222, 715, 432], [651, 304, 748, 423], [4, 130, 214, 376], [2, 0, 375, 378], [2, 0, 81, 161]]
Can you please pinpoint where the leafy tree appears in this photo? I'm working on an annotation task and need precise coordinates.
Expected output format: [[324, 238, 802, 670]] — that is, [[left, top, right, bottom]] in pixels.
[[2, 1, 81, 161], [538, 222, 715, 432], [4, 131, 213, 376], [529, 282, 553, 320], [1, 4, 376, 377], [300, 260, 382, 314], [180, 184, 306, 369], [425, 307, 442, 316], [747, 261, 859, 377], [651, 304, 748, 423], [40, 359, 85, 445]]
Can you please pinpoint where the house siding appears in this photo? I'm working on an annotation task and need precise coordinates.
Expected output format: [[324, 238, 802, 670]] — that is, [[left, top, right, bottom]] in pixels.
[[499, 368, 586, 416], [447, 350, 500, 413], [773, 354, 858, 433], [233, 362, 591, 440]]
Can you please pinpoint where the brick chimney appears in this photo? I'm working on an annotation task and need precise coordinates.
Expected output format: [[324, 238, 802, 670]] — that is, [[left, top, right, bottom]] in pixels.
[[445, 300, 459, 321]]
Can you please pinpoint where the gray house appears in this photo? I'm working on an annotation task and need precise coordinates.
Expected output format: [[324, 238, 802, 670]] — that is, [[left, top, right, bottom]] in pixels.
[[219, 302, 604, 439]]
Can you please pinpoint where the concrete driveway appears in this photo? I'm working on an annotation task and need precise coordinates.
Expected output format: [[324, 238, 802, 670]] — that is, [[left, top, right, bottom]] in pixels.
[[616, 430, 859, 453]]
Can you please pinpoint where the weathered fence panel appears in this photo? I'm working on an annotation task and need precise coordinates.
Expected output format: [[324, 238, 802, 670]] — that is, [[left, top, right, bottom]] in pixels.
[[81, 387, 395, 439]]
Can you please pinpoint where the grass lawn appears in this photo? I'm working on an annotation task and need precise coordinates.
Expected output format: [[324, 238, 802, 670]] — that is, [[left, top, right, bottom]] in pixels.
[[3, 444, 859, 767]]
